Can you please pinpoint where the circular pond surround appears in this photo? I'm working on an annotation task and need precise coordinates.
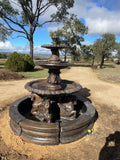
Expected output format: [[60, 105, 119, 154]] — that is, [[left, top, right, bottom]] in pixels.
[[9, 95, 95, 145]]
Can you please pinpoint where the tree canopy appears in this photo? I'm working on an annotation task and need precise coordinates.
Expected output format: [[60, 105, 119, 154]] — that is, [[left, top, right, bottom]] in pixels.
[[92, 33, 115, 68], [0, 0, 74, 59], [0, 23, 12, 41]]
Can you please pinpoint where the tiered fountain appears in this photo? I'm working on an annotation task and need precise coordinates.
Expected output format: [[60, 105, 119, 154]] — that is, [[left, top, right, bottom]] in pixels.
[[9, 34, 95, 145]]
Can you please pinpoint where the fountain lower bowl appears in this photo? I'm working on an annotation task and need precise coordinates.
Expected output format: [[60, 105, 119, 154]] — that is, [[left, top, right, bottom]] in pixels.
[[9, 95, 95, 145]]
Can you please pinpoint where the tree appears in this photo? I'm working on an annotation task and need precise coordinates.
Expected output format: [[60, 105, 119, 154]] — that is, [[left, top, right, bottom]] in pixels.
[[0, 0, 74, 59], [114, 43, 120, 63], [50, 15, 88, 61], [71, 47, 81, 61], [92, 33, 115, 68], [92, 39, 103, 66]]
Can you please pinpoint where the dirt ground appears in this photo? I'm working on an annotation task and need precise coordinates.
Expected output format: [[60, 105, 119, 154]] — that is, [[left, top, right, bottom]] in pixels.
[[0, 70, 24, 80], [0, 67, 120, 160]]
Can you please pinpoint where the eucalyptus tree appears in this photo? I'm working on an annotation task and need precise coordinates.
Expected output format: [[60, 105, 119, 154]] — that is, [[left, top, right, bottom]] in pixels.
[[50, 15, 88, 61], [0, 0, 74, 59], [92, 33, 115, 68], [92, 39, 103, 65]]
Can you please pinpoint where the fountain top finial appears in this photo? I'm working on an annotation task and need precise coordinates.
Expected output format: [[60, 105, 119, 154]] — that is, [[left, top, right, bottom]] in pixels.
[[52, 33, 59, 45]]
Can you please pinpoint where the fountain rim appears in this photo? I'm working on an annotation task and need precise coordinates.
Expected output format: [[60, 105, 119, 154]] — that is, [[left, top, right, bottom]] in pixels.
[[25, 79, 82, 96]]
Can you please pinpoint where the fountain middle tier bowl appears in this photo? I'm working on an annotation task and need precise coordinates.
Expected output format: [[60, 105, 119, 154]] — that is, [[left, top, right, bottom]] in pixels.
[[25, 79, 82, 96], [35, 61, 73, 69]]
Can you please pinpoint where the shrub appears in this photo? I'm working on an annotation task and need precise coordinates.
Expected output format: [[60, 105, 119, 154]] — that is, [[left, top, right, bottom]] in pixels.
[[0, 53, 7, 58], [5, 52, 35, 72], [21, 54, 35, 71]]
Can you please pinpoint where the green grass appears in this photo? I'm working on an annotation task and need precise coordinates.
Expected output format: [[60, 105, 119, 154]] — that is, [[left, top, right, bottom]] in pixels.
[[94, 63, 120, 83], [19, 67, 49, 78], [0, 59, 6, 65], [20, 67, 69, 79]]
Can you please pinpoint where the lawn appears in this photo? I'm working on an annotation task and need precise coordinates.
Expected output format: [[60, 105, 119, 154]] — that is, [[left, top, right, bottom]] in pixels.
[[94, 63, 120, 83], [19, 66, 69, 79], [19, 66, 49, 78]]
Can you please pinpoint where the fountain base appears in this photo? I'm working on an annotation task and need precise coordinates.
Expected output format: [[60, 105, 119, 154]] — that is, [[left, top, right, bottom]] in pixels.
[[9, 95, 95, 145]]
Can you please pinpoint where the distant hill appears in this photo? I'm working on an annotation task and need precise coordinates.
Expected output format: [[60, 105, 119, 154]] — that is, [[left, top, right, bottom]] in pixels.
[[0, 52, 10, 56], [0, 52, 71, 61], [34, 54, 50, 59], [0, 52, 50, 57]]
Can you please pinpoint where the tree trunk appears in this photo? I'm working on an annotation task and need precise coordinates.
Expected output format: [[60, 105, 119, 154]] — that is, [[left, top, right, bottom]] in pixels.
[[64, 49, 67, 62], [29, 37, 33, 60], [29, 26, 34, 60], [100, 54, 105, 69], [91, 56, 95, 67]]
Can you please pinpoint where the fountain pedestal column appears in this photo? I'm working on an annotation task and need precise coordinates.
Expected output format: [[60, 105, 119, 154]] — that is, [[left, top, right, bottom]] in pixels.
[[47, 69, 61, 90]]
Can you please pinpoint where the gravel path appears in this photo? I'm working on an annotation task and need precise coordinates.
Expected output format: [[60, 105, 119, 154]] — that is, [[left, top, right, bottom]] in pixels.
[[0, 67, 120, 160]]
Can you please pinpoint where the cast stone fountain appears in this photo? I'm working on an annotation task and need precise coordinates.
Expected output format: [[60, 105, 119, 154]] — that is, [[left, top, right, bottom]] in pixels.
[[9, 34, 96, 145]]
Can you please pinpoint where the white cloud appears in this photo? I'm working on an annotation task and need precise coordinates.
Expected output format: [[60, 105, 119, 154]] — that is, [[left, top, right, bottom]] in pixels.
[[86, 18, 120, 35], [45, 0, 120, 35], [0, 41, 14, 50], [34, 46, 51, 54], [47, 23, 63, 32], [0, 41, 50, 54], [69, 0, 120, 35], [69, 0, 96, 18], [81, 41, 92, 45], [85, 6, 120, 35]]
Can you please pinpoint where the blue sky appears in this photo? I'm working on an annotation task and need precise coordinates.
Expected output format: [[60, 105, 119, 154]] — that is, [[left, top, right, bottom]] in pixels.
[[0, 0, 120, 55]]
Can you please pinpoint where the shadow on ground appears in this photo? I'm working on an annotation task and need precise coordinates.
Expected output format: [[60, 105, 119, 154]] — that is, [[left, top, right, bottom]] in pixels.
[[29, 68, 43, 72], [76, 87, 91, 101], [99, 131, 120, 160]]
